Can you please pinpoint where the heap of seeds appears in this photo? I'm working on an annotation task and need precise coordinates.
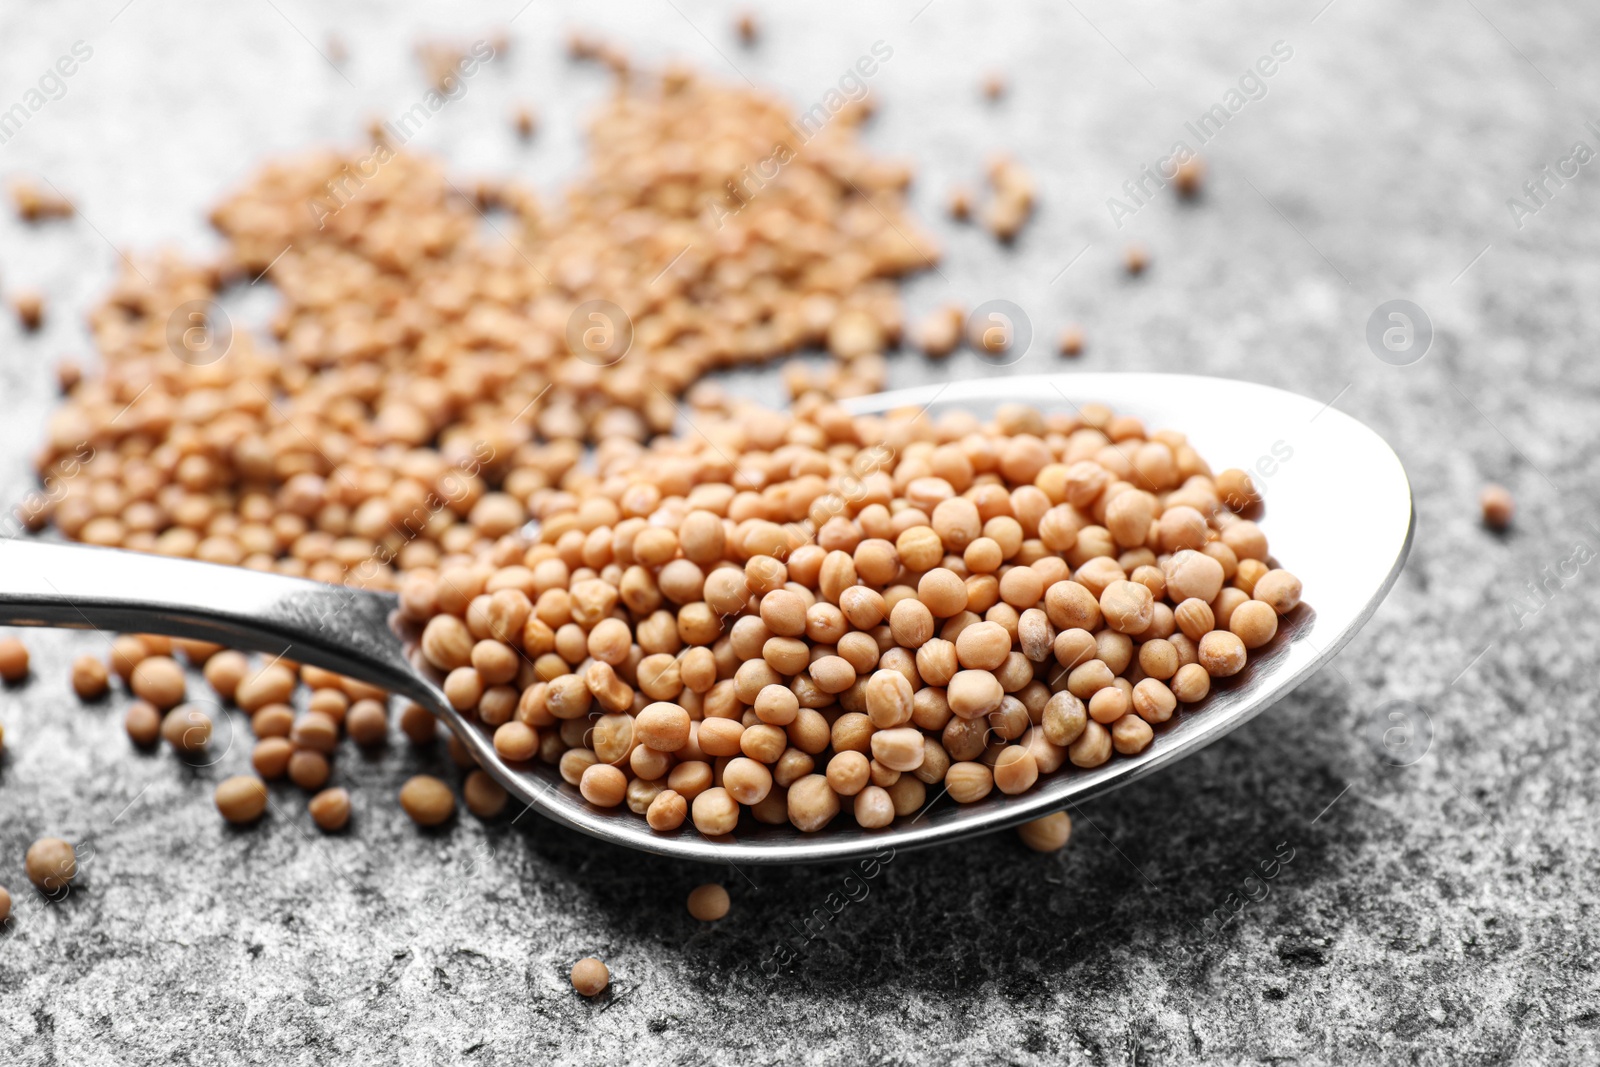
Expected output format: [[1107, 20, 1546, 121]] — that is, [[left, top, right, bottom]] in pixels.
[[17, 50, 1300, 846], [398, 396, 1301, 836], [30, 59, 935, 593]]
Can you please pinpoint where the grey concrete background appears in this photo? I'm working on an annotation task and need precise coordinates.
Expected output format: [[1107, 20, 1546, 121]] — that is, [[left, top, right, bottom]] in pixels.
[[1, 0, 1597, 1063]]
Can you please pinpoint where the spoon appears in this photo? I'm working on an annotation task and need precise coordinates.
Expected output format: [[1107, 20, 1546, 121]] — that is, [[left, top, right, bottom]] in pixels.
[[0, 373, 1412, 865]]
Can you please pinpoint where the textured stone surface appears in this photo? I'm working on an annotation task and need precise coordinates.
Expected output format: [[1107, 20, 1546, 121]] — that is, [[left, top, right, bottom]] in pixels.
[[2, 1, 1598, 1064]]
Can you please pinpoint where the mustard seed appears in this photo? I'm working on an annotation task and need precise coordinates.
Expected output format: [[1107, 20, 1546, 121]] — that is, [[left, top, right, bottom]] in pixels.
[[463, 769, 508, 818], [0, 637, 28, 683], [309, 787, 351, 832], [1057, 325, 1084, 357], [161, 704, 212, 753], [345, 699, 388, 746], [1481, 484, 1514, 530], [1174, 156, 1205, 198], [124, 700, 162, 747], [109, 635, 150, 682], [216, 775, 268, 824], [945, 761, 993, 804], [571, 957, 610, 997], [647, 789, 688, 831], [1198, 630, 1247, 677], [1017, 811, 1072, 852], [400, 774, 455, 826], [688, 883, 730, 921], [0, 885, 10, 921], [71, 654, 109, 699], [787, 774, 840, 832], [288, 749, 331, 791], [1229, 600, 1279, 650], [252, 736, 294, 779], [26, 837, 76, 891], [1172, 662, 1211, 703], [1253, 570, 1303, 615], [203, 650, 249, 701]]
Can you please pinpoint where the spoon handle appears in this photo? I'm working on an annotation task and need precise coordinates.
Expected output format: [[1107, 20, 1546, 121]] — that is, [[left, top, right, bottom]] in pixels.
[[0, 538, 424, 699]]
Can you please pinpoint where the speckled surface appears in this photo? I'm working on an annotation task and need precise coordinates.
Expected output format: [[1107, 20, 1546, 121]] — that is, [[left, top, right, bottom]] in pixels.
[[1, 1, 1598, 1063]]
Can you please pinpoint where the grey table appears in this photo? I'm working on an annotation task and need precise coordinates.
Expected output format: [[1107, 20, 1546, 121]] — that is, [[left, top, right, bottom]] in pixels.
[[1, 1, 1596, 1063]]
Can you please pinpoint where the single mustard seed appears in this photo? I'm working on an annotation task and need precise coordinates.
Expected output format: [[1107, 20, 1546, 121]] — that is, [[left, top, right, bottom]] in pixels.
[[71, 654, 109, 700], [571, 957, 610, 997], [463, 769, 508, 819], [308, 787, 351, 832], [26, 837, 76, 891], [687, 883, 730, 921], [400, 774, 455, 826], [1481, 484, 1514, 530], [0, 637, 29, 683], [124, 700, 162, 747], [215, 775, 268, 824], [1017, 812, 1072, 852]]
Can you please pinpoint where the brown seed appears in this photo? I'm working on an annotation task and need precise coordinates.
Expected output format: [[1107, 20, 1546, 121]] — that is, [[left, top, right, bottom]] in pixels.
[[687, 882, 731, 921], [1173, 156, 1205, 199], [215, 775, 269, 824], [571, 957, 610, 997], [787, 774, 840, 832], [287, 749, 330, 791], [1481, 484, 1514, 530], [345, 699, 389, 746], [1124, 244, 1148, 276], [109, 635, 150, 682], [252, 736, 294, 779], [635, 701, 691, 751], [400, 774, 455, 826], [308, 787, 352, 832], [124, 700, 162, 746], [0, 884, 10, 921], [129, 655, 186, 709], [1017, 811, 1072, 852], [26, 837, 77, 891], [70, 654, 109, 699], [161, 704, 212, 753], [0, 637, 28, 683], [1057, 325, 1084, 357], [459, 770, 505, 818], [203, 650, 249, 701], [13, 291, 44, 331]]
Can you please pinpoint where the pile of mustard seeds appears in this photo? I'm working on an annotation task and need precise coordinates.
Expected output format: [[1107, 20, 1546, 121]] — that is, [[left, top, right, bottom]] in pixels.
[[33, 58, 935, 594], [13, 49, 1302, 846], [400, 396, 1301, 836]]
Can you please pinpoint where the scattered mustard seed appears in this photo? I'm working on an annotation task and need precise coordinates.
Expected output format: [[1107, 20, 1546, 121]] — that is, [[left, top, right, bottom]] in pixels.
[[1481, 484, 1514, 531], [70, 654, 109, 700], [124, 700, 162, 747], [13, 291, 44, 331], [400, 774, 455, 826], [0, 637, 29, 683], [1017, 812, 1072, 852], [308, 787, 351, 832], [687, 883, 730, 921], [1174, 157, 1205, 199], [571, 957, 610, 997], [25, 837, 76, 891], [215, 775, 268, 825]]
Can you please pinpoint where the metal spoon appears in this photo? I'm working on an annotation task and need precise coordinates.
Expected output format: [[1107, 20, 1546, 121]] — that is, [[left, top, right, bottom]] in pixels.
[[0, 374, 1412, 865]]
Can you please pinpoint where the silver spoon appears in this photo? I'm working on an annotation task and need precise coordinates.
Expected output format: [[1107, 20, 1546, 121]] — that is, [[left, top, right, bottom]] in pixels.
[[0, 373, 1411, 865]]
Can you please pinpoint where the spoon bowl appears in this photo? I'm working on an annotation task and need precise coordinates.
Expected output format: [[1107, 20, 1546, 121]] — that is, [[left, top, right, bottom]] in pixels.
[[0, 374, 1412, 865]]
